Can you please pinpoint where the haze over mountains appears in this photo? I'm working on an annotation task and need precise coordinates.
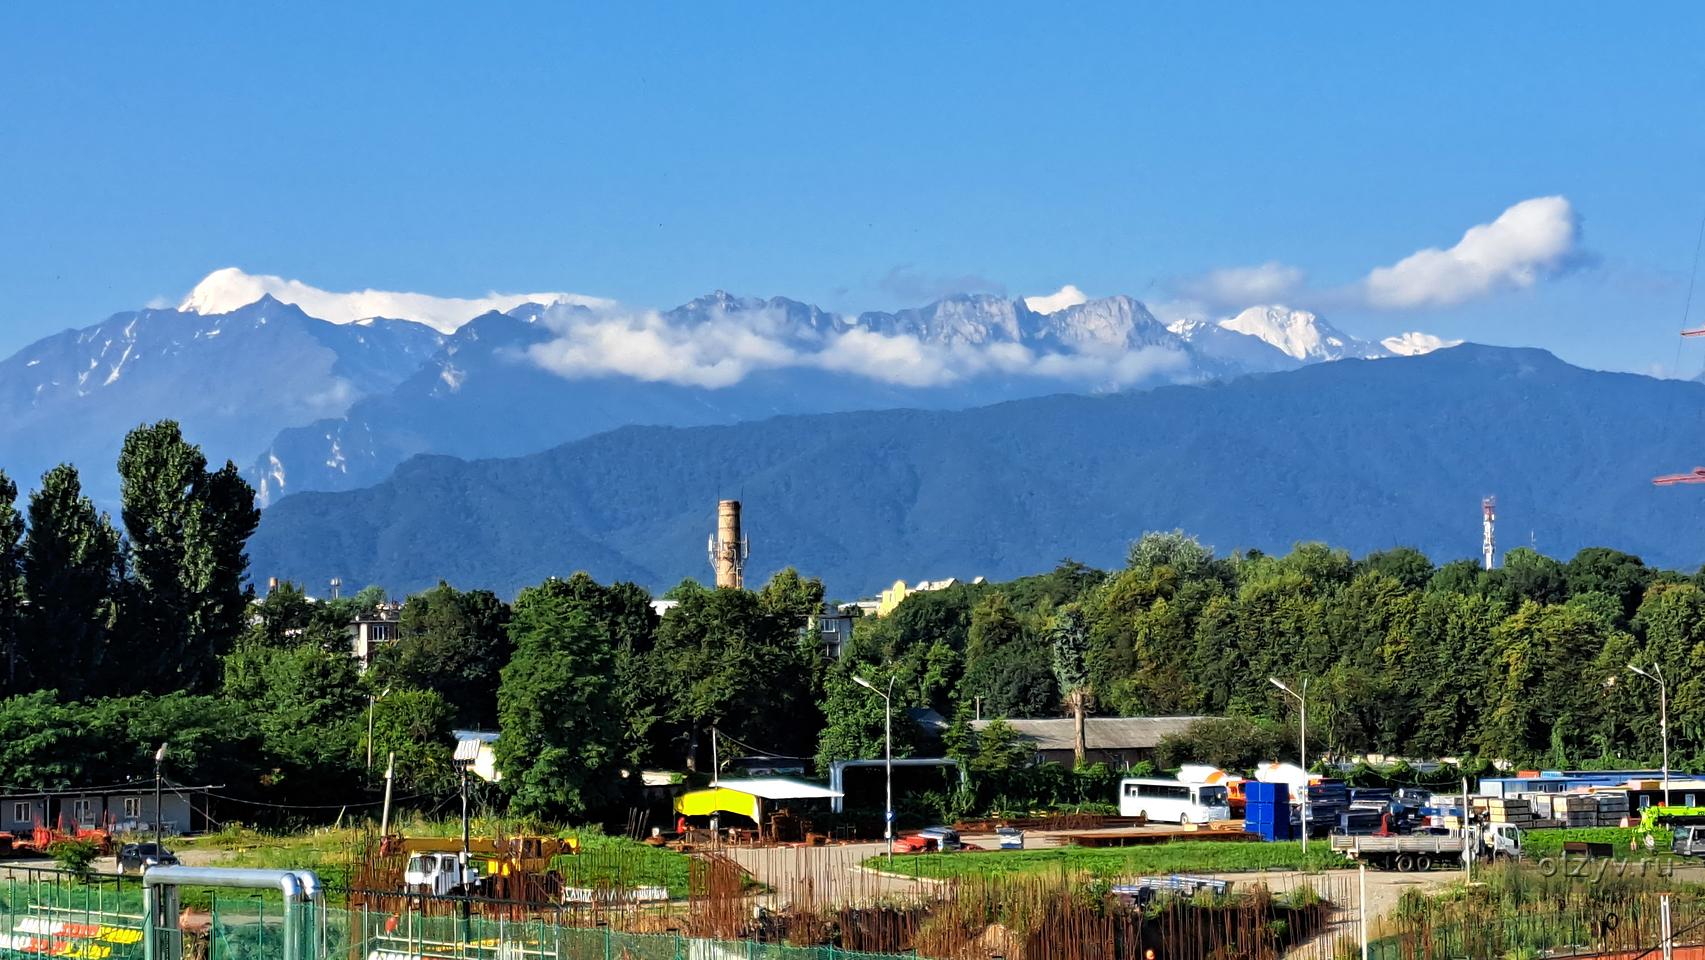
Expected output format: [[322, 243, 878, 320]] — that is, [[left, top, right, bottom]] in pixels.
[[0, 271, 1451, 505], [244, 344, 1705, 598]]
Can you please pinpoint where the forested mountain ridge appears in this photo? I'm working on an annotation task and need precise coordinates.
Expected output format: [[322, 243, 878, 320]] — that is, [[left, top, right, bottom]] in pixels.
[[247, 343, 1705, 598]]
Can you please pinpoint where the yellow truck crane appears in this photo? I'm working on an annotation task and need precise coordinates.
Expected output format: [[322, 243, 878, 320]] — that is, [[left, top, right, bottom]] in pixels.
[[383, 835, 580, 895]]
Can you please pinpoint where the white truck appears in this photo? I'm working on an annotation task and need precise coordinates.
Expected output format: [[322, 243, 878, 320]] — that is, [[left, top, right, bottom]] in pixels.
[[403, 852, 483, 895], [1329, 824, 1522, 871]]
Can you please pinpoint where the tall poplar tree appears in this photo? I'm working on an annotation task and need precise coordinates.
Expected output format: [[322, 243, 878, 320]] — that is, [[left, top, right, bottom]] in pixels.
[[22, 465, 121, 696], [117, 421, 260, 691], [0, 470, 23, 692]]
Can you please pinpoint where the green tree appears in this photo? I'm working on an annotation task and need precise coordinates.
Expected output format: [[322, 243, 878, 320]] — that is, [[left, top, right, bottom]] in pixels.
[[1127, 530, 1214, 580], [369, 688, 457, 794], [962, 593, 1055, 718], [22, 465, 121, 697], [495, 580, 622, 817], [814, 664, 920, 772], [241, 581, 316, 649], [117, 421, 260, 691], [1565, 547, 1652, 626], [1360, 547, 1434, 593], [970, 718, 1033, 775], [0, 471, 22, 692], [1050, 604, 1093, 765], [756, 567, 825, 620], [372, 582, 512, 727], [649, 586, 819, 768], [1154, 717, 1291, 771], [221, 642, 363, 798]]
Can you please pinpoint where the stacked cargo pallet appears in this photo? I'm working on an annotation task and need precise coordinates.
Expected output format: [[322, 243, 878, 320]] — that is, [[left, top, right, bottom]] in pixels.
[[1476, 796, 1538, 828], [1593, 792, 1630, 826]]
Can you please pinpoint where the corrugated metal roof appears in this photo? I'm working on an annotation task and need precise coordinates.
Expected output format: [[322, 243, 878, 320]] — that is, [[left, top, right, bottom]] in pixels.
[[969, 716, 1205, 752]]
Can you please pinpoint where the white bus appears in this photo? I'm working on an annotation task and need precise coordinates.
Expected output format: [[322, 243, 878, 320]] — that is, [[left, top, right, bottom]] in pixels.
[[1119, 778, 1232, 824]]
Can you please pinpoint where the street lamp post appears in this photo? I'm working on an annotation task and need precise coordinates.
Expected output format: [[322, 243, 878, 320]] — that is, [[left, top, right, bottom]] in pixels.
[[1269, 677, 1310, 853], [1629, 663, 1672, 807], [153, 743, 167, 850], [852, 674, 896, 862]]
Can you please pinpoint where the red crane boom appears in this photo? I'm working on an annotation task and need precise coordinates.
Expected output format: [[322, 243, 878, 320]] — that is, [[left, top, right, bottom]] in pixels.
[[1653, 467, 1705, 486]]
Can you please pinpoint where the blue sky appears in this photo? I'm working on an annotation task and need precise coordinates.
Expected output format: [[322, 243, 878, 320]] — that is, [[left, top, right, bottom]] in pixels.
[[3, 3, 1704, 373]]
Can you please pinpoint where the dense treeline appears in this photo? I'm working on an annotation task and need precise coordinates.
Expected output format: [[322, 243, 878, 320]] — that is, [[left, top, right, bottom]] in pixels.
[[825, 533, 1705, 780], [5, 423, 1704, 824]]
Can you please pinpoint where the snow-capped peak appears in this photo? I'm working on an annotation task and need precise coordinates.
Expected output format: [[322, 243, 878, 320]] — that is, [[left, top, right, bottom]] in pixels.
[[178, 267, 613, 334], [1217, 305, 1384, 362], [1381, 331, 1463, 357]]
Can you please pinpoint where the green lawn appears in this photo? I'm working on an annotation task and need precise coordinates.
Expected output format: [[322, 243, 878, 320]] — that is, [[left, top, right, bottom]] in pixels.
[[181, 823, 698, 899], [552, 831, 694, 897], [867, 840, 1346, 879], [1519, 827, 1674, 859]]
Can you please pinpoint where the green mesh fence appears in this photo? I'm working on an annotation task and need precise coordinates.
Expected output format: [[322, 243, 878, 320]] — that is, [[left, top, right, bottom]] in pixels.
[[0, 874, 148, 960], [206, 899, 911, 960]]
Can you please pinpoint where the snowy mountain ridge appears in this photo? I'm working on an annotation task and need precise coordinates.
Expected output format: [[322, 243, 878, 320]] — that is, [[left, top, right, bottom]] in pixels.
[[0, 275, 1459, 508]]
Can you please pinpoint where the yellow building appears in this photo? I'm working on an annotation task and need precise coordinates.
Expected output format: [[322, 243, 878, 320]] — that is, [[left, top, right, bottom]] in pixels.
[[875, 576, 981, 616]]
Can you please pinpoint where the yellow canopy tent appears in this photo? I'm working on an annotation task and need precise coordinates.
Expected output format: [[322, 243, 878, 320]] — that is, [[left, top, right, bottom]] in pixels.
[[673, 777, 843, 825]]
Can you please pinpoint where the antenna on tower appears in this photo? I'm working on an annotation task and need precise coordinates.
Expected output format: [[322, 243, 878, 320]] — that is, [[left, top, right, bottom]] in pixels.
[[1481, 497, 1496, 571], [708, 499, 749, 589]]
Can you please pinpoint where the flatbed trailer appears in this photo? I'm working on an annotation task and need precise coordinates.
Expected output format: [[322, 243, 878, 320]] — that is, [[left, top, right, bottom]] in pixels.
[[1330, 824, 1521, 871], [1329, 835, 1463, 871]]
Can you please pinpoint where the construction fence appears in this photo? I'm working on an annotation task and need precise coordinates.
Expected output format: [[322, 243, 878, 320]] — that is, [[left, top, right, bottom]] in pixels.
[[0, 871, 915, 960]]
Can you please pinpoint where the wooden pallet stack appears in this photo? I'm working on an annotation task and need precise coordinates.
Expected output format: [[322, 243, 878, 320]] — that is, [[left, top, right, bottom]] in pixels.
[[1592, 792, 1630, 826], [1520, 794, 1568, 829], [1475, 796, 1538, 829]]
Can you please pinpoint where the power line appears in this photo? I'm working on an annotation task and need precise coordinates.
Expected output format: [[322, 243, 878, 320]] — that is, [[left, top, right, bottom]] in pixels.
[[174, 780, 429, 812]]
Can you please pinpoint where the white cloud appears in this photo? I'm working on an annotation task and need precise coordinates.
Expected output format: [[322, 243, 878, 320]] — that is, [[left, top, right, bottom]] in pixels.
[[1180, 261, 1306, 307], [522, 298, 1191, 391], [1380, 331, 1464, 357], [526, 303, 799, 389], [179, 267, 612, 334], [1023, 284, 1089, 315], [1363, 196, 1580, 309]]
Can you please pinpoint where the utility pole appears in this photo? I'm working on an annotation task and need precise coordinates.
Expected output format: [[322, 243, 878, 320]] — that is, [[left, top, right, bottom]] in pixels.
[[1268, 677, 1309, 854], [1462, 776, 1471, 883], [379, 752, 395, 837], [710, 724, 719, 785], [459, 765, 471, 940], [153, 744, 167, 849]]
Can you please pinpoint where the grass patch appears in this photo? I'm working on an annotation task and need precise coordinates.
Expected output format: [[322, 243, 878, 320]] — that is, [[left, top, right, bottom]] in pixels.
[[551, 831, 693, 897], [184, 822, 698, 899], [869, 840, 1345, 879], [1519, 827, 1648, 859]]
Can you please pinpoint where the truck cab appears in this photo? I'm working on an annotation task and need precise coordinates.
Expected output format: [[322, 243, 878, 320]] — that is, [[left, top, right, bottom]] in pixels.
[[1480, 823, 1523, 859], [403, 852, 482, 895]]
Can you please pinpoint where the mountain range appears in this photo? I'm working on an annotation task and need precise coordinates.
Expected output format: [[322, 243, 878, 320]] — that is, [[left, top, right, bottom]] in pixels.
[[0, 275, 1447, 505], [245, 344, 1705, 598]]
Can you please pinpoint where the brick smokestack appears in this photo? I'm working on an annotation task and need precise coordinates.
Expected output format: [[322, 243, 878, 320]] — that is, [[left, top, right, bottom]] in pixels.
[[709, 499, 748, 589]]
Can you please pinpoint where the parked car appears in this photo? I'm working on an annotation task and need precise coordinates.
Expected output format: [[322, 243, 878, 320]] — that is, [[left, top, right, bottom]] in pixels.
[[894, 826, 967, 853], [118, 842, 179, 874]]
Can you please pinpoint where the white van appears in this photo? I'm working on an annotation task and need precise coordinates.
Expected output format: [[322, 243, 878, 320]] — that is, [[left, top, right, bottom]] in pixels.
[[1119, 778, 1232, 824]]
